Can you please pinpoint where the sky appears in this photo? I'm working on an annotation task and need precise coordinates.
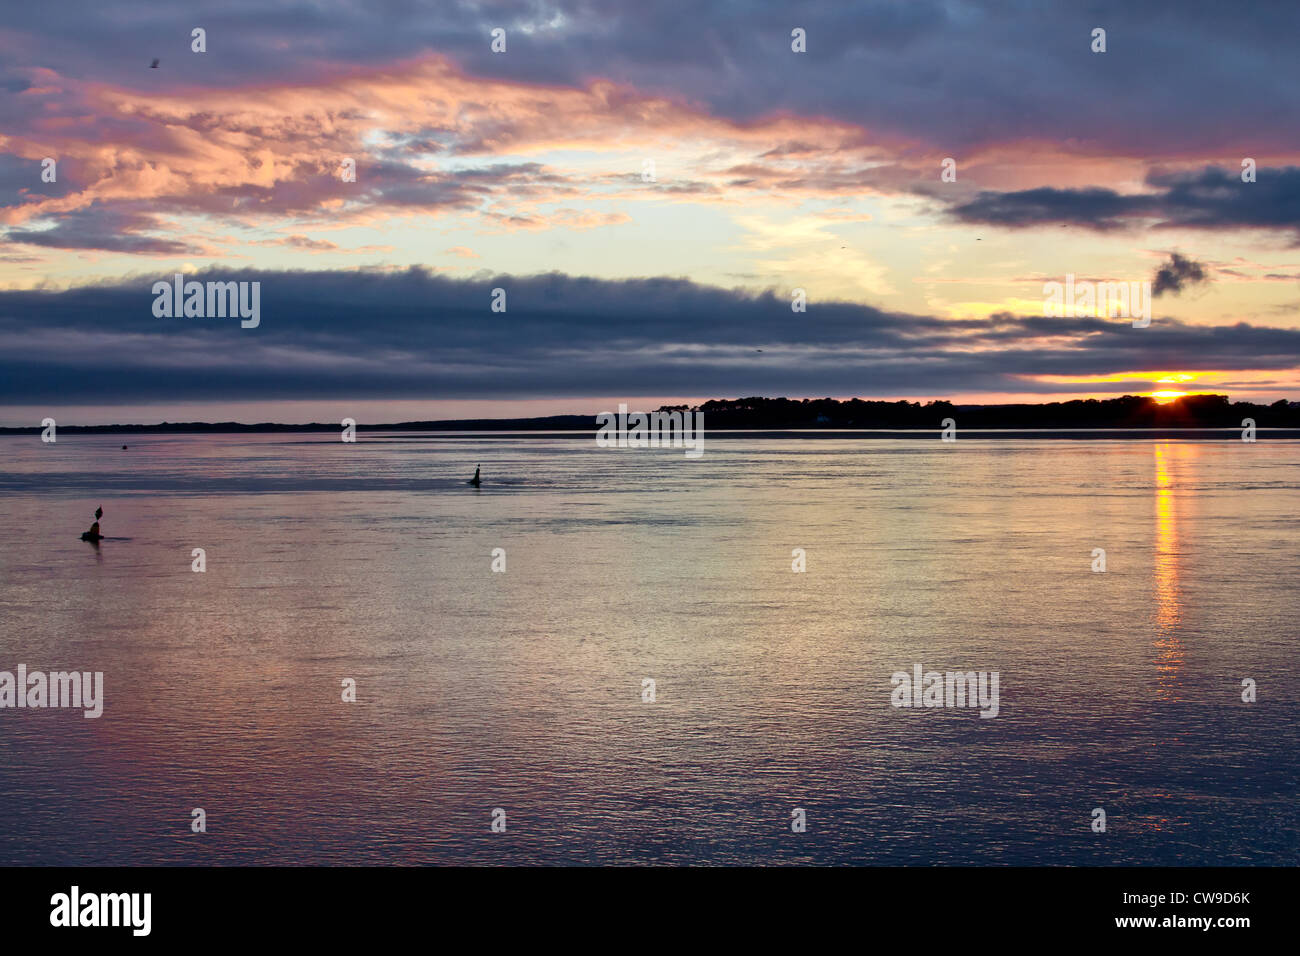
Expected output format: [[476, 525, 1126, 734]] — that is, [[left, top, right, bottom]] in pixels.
[[2, 0, 1300, 424]]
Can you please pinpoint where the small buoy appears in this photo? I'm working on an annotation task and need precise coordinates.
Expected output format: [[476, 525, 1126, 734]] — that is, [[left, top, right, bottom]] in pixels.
[[122, 445, 128, 450]]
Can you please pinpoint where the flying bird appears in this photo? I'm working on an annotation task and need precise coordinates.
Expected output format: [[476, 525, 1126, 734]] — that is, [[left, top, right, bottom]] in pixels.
[[95, 506, 103, 520]]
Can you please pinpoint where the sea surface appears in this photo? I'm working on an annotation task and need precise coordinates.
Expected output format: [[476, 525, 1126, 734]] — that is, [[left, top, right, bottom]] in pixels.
[[0, 433, 1296, 865]]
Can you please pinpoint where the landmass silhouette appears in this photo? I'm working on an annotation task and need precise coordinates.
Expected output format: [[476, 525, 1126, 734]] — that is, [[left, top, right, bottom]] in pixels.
[[4, 394, 1298, 435]]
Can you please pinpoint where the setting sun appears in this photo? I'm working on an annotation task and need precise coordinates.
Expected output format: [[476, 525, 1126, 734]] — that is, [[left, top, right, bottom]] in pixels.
[[1150, 390, 1188, 404]]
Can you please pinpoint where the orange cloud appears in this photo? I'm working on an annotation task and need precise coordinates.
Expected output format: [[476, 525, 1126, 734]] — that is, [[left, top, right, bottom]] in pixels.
[[0, 55, 917, 240]]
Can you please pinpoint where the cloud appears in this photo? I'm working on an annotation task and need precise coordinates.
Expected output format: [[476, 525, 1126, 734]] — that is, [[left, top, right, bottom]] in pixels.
[[3, 1, 1300, 158], [1, 268, 1297, 404], [0, 54, 888, 253], [281, 235, 337, 251], [7, 16, 1298, 256], [3, 205, 202, 255], [1152, 252, 1210, 297], [946, 166, 1300, 242]]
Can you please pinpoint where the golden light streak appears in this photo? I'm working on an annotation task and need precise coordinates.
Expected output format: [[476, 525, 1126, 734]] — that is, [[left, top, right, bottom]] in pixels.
[[1153, 444, 1187, 702]]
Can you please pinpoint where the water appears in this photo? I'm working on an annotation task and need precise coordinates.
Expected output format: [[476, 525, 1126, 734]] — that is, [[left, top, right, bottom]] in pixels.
[[0, 433, 1296, 865]]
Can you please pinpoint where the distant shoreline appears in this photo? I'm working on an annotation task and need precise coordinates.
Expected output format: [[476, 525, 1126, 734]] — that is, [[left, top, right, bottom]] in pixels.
[[3, 425, 1298, 440], [5, 393, 1298, 436]]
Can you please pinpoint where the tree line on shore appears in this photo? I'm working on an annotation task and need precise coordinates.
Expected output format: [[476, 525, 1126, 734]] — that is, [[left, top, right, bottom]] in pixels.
[[5, 394, 1298, 433]]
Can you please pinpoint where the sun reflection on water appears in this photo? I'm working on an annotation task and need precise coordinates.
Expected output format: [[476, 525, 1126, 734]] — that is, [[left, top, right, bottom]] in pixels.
[[1153, 444, 1186, 701]]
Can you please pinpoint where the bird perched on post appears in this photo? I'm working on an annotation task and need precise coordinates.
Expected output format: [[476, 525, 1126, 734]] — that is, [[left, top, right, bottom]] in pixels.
[[95, 506, 103, 520]]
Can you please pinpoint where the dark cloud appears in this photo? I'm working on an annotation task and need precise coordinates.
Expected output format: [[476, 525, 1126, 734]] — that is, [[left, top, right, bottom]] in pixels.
[[947, 166, 1300, 242], [1, 269, 1296, 404], [3, 1, 1300, 155], [947, 186, 1149, 232], [0, 155, 83, 207], [4, 205, 199, 255], [1152, 252, 1210, 297]]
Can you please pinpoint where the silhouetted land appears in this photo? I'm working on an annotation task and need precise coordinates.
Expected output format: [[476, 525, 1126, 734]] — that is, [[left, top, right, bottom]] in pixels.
[[682, 394, 1300, 429], [3, 394, 1299, 436]]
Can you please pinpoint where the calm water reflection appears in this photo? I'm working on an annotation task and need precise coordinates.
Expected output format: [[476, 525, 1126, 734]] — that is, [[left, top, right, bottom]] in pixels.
[[1153, 444, 1185, 702], [0, 434, 1296, 865]]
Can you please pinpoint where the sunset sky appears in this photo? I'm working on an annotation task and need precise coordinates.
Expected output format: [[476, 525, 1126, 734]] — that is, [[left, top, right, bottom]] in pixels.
[[3, 0, 1300, 424]]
